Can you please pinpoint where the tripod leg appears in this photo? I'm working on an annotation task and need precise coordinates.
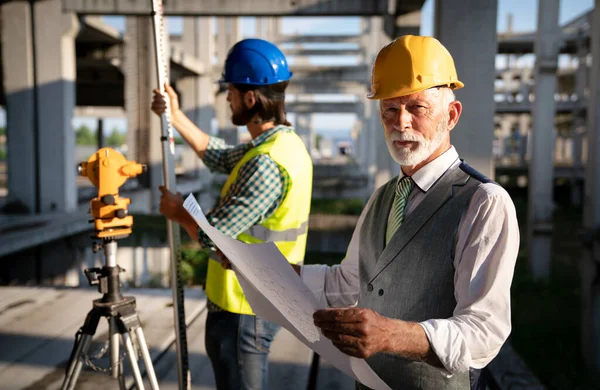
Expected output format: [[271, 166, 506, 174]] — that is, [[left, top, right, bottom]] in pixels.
[[109, 317, 120, 378], [62, 334, 93, 390], [122, 331, 146, 390], [62, 307, 102, 390], [135, 327, 160, 390]]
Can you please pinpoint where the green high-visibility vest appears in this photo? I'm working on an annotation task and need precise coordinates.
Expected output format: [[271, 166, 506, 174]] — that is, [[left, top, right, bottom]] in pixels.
[[205, 130, 313, 314]]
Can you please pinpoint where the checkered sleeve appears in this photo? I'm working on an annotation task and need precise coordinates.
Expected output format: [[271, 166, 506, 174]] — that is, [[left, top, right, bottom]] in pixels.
[[197, 154, 286, 249], [202, 136, 250, 174]]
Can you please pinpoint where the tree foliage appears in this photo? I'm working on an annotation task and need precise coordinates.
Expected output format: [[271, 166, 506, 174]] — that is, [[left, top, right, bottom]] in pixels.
[[75, 125, 96, 145]]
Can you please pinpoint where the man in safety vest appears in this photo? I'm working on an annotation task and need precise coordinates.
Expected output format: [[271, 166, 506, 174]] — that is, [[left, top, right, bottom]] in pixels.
[[152, 38, 313, 390]]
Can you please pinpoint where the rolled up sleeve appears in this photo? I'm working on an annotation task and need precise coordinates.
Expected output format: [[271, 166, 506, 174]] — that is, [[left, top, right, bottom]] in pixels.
[[420, 183, 519, 374]]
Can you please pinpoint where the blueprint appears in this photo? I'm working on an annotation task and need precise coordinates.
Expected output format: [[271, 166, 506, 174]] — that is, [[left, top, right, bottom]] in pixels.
[[183, 194, 391, 390]]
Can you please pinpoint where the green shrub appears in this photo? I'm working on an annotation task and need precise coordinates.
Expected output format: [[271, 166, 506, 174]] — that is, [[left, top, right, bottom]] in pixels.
[[180, 247, 210, 286]]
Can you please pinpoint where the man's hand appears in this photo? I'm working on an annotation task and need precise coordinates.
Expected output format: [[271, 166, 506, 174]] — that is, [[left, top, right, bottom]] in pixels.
[[159, 185, 184, 222], [313, 307, 390, 358], [152, 83, 180, 116]]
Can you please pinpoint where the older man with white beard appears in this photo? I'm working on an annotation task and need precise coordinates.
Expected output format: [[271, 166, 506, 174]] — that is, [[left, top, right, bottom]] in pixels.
[[293, 35, 520, 390]]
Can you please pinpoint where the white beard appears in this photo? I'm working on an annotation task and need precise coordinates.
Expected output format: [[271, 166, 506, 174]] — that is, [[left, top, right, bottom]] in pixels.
[[386, 121, 448, 166]]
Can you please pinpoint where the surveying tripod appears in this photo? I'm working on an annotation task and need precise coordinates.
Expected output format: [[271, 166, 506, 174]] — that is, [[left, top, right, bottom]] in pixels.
[[61, 148, 159, 390]]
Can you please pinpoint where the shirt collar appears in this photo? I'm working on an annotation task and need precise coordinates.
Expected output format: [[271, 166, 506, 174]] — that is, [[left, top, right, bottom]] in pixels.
[[399, 146, 460, 192], [250, 125, 291, 148]]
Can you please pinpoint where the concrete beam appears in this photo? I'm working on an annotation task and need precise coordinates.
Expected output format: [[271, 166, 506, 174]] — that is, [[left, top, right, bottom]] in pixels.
[[286, 82, 366, 95], [384, 9, 420, 39], [80, 15, 122, 43], [495, 101, 586, 114], [62, 0, 424, 16], [291, 65, 369, 84], [286, 101, 362, 114], [169, 46, 204, 76], [282, 48, 362, 56], [279, 35, 361, 44], [74, 106, 126, 118]]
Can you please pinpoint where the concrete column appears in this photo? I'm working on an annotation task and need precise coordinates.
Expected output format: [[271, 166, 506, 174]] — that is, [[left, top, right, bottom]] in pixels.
[[356, 108, 368, 169], [520, 68, 533, 102], [518, 114, 531, 166], [1, 1, 36, 213], [361, 17, 399, 191], [216, 17, 241, 145], [571, 122, 583, 207], [363, 18, 380, 188], [31, 0, 79, 213], [181, 17, 215, 132], [499, 119, 513, 162], [571, 32, 588, 206], [125, 17, 165, 213], [555, 135, 564, 162], [180, 17, 215, 177], [581, 0, 600, 374], [528, 0, 560, 281], [435, 0, 497, 178], [502, 71, 513, 102], [573, 116, 585, 169], [296, 114, 313, 155], [264, 17, 280, 41], [256, 17, 264, 38], [576, 34, 589, 103]]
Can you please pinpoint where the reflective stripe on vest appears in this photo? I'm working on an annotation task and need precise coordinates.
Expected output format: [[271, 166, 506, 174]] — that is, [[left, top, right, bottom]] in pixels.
[[243, 220, 308, 242]]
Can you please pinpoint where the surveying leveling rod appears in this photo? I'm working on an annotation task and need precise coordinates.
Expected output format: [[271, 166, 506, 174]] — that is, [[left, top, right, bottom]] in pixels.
[[150, 1, 191, 389]]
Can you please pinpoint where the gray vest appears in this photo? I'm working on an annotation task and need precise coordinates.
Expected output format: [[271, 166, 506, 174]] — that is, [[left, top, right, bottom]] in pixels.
[[357, 163, 491, 390]]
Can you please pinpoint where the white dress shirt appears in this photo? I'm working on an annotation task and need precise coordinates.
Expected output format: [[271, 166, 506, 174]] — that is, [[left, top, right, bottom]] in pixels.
[[301, 146, 520, 375]]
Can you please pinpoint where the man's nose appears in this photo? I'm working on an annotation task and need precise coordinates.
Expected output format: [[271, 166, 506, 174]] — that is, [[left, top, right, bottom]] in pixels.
[[393, 107, 411, 131]]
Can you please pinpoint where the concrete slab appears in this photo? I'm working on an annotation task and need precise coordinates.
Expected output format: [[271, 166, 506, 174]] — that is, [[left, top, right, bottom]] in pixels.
[[0, 286, 206, 390]]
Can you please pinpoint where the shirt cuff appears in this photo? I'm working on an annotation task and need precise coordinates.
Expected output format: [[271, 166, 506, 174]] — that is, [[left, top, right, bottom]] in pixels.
[[419, 319, 471, 376], [300, 264, 330, 308]]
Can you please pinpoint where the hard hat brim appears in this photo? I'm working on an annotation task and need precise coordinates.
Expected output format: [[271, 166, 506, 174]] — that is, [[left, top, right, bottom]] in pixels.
[[367, 80, 464, 100]]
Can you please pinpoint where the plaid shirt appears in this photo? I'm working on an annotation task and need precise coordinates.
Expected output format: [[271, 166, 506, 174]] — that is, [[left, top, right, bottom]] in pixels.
[[198, 125, 292, 249]]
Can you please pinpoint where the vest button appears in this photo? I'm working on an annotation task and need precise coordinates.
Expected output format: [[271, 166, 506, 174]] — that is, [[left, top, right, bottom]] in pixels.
[[367, 284, 374, 292], [378, 289, 384, 296]]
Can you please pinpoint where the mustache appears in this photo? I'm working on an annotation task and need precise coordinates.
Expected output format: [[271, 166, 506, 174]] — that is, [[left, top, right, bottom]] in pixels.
[[389, 131, 423, 142]]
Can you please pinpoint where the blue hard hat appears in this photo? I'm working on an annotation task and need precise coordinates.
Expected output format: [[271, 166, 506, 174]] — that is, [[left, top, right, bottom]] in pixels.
[[219, 39, 293, 86]]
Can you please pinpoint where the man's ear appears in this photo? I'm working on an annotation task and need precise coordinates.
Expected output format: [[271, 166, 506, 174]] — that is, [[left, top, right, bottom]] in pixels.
[[244, 90, 256, 108], [447, 100, 462, 131]]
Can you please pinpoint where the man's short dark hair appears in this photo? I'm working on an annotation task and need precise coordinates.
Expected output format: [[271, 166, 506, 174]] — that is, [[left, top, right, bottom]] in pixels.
[[233, 81, 291, 126]]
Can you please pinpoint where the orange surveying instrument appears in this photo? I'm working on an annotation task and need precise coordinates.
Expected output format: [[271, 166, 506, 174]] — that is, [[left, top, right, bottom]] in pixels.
[[78, 147, 145, 239], [62, 148, 160, 390]]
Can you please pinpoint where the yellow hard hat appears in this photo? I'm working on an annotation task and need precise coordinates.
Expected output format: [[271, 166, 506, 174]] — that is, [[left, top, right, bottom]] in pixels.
[[367, 35, 464, 100]]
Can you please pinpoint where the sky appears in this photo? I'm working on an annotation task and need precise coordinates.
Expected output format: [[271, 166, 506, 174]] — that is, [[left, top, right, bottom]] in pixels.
[[47, 0, 597, 135]]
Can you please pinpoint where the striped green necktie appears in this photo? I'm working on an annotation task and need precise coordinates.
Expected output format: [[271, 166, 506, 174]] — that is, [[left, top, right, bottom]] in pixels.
[[385, 176, 414, 245]]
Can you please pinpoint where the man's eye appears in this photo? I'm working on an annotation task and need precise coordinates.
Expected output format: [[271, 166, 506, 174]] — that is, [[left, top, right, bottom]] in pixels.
[[385, 107, 399, 113]]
